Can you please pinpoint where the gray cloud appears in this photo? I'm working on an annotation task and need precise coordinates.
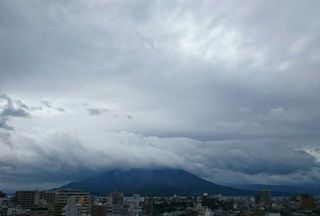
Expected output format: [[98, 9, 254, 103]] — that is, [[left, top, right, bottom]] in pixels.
[[1, 108, 29, 118], [0, 94, 30, 131], [88, 107, 110, 116], [1, 130, 320, 191], [41, 100, 65, 112], [0, 0, 320, 190], [0, 94, 30, 118], [0, 117, 14, 131]]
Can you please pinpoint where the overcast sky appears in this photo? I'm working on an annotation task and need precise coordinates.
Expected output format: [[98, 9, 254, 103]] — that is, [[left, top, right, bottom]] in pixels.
[[1, 0, 320, 191]]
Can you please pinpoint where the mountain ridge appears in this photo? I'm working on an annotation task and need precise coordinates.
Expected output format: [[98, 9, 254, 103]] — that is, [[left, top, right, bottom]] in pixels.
[[60, 168, 257, 196]]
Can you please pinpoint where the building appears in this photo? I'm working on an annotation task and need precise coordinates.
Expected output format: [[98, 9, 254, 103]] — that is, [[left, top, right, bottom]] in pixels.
[[38, 191, 56, 205], [124, 194, 144, 209], [127, 203, 143, 216], [256, 189, 272, 207], [53, 190, 91, 216], [38, 191, 56, 215], [108, 192, 124, 216], [92, 204, 107, 216], [6, 206, 31, 216], [15, 191, 36, 209], [62, 196, 82, 216], [125, 194, 144, 216], [110, 192, 124, 206], [202, 196, 217, 210], [300, 195, 315, 209], [143, 197, 154, 216]]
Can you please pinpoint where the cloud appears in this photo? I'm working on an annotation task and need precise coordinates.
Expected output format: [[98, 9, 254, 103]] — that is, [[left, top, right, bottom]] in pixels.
[[41, 100, 65, 112], [302, 148, 320, 163], [0, 117, 14, 131], [270, 107, 286, 115], [0, 0, 320, 190], [1, 108, 29, 118], [1, 129, 319, 191], [0, 95, 30, 131], [88, 107, 110, 116], [0, 94, 30, 118]]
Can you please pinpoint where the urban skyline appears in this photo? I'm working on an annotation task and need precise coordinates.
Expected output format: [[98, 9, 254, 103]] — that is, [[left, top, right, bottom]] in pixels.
[[1, 188, 319, 216]]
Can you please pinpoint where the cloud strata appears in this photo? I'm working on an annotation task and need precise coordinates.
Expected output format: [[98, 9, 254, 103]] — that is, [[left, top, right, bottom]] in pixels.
[[0, 0, 320, 190]]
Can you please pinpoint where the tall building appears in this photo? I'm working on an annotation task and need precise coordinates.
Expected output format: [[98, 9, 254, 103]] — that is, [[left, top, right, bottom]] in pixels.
[[110, 192, 124, 206], [53, 190, 91, 216], [108, 192, 124, 216], [15, 191, 36, 209]]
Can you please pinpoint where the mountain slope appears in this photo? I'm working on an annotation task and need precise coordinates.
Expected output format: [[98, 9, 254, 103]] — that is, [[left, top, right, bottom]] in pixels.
[[60, 168, 255, 196], [232, 184, 320, 195]]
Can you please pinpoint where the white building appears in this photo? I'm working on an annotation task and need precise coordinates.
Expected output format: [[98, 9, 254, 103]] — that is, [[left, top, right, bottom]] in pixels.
[[62, 196, 82, 216]]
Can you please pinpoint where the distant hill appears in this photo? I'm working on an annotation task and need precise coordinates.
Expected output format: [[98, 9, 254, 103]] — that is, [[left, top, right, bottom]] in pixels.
[[231, 184, 320, 195], [60, 168, 257, 196]]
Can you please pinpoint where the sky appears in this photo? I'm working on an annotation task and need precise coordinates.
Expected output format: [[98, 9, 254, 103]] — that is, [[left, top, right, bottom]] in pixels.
[[1, 0, 320, 191]]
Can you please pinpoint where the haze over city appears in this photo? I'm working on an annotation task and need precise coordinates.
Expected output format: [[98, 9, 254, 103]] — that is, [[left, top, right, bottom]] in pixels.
[[1, 0, 320, 193]]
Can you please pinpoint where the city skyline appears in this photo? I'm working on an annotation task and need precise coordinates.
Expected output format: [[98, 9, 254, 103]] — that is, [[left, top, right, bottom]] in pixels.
[[1, 0, 320, 191]]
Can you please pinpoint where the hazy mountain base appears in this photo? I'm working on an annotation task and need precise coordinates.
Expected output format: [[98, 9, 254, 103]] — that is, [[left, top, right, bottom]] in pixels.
[[60, 168, 289, 196]]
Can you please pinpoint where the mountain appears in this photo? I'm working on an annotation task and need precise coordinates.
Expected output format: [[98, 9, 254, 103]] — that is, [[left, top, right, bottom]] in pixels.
[[232, 184, 320, 195], [60, 168, 257, 196]]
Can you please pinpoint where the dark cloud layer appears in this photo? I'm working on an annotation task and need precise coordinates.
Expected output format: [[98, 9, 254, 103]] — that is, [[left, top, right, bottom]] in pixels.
[[1, 0, 320, 190]]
